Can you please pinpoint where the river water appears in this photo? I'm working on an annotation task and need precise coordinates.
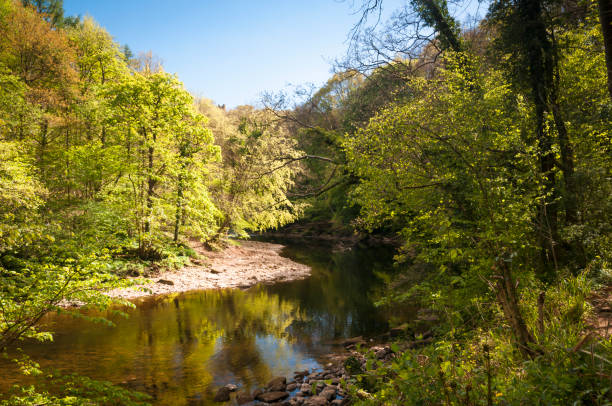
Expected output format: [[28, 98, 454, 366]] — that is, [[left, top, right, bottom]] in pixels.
[[1, 240, 403, 405]]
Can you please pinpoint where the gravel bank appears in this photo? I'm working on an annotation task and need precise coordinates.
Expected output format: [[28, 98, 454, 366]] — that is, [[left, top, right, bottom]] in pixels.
[[106, 240, 311, 299]]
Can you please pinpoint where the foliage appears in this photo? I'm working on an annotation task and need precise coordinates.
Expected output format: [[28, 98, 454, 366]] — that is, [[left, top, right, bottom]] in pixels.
[[197, 100, 305, 237], [0, 3, 306, 403], [349, 274, 610, 406], [321, 0, 612, 403], [0, 0, 610, 404]]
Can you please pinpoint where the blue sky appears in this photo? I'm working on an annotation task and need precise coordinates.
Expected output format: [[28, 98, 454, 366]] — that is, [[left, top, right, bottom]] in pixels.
[[63, 1, 405, 108]]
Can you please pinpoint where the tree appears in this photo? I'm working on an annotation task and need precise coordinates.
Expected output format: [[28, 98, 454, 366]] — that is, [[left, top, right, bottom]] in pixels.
[[21, 0, 64, 27], [197, 100, 306, 238], [598, 0, 612, 98], [169, 111, 218, 243], [0, 1, 77, 180], [343, 57, 542, 355]]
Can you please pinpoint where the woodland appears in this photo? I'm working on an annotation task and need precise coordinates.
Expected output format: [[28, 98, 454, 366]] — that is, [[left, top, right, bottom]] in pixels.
[[0, 0, 611, 404]]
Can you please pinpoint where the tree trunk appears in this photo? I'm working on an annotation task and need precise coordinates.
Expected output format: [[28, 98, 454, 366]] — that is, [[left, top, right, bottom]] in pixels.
[[535, 101, 559, 280], [551, 32, 578, 225], [38, 119, 48, 177], [495, 262, 539, 358], [599, 0, 612, 99], [519, 0, 559, 280], [145, 144, 154, 234], [173, 173, 184, 243], [419, 0, 462, 52]]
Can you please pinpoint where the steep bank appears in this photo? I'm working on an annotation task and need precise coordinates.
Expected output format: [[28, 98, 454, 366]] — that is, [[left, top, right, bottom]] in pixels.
[[259, 220, 400, 248]]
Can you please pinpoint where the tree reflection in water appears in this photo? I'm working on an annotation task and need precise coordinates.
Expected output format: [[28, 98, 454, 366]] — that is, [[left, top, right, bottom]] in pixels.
[[0, 242, 404, 405]]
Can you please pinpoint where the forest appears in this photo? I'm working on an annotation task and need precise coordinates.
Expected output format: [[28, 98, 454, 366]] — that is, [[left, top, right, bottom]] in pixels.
[[0, 0, 611, 404]]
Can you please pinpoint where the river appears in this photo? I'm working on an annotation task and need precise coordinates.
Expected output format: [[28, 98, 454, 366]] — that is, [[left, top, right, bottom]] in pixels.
[[0, 240, 404, 405]]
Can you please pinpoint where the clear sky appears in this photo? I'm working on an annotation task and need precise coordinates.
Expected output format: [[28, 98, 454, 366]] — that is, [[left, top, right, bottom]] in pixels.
[[62, 1, 404, 108]]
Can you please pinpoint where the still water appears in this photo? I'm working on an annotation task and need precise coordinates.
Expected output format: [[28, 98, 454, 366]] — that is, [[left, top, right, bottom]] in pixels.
[[1, 241, 399, 404]]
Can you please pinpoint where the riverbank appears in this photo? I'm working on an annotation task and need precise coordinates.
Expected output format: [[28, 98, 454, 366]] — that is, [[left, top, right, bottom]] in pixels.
[[106, 240, 311, 299], [4, 238, 401, 405], [210, 335, 401, 405], [259, 221, 401, 248]]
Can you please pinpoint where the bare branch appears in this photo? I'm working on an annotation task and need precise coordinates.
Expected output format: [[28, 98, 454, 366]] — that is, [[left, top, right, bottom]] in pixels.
[[254, 154, 338, 180]]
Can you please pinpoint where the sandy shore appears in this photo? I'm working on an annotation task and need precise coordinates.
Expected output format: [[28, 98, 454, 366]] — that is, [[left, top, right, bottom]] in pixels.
[[106, 240, 311, 299]]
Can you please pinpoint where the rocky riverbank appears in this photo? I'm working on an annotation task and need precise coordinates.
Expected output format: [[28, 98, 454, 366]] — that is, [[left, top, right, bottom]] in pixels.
[[106, 240, 311, 299], [210, 336, 400, 406]]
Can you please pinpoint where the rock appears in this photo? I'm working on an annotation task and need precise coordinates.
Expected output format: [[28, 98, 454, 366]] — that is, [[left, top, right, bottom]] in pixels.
[[315, 382, 326, 393], [304, 396, 329, 406], [292, 396, 305, 405], [256, 391, 290, 403], [342, 336, 364, 347], [331, 399, 348, 406], [375, 346, 392, 360], [157, 279, 174, 285], [287, 383, 298, 391], [295, 369, 309, 377], [236, 391, 254, 404], [299, 383, 312, 396], [356, 389, 373, 400], [320, 386, 337, 401], [266, 376, 287, 391], [213, 386, 231, 402], [224, 383, 238, 392], [252, 388, 264, 398]]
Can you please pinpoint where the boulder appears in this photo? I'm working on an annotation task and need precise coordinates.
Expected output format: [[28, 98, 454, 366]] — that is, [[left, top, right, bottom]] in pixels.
[[287, 383, 298, 392], [224, 383, 238, 392], [299, 383, 312, 396], [213, 386, 231, 402], [256, 391, 290, 403], [236, 391, 254, 405], [291, 396, 305, 405], [294, 369, 309, 377], [375, 346, 392, 360], [304, 396, 329, 406], [266, 376, 287, 392], [320, 386, 337, 401], [342, 336, 364, 347]]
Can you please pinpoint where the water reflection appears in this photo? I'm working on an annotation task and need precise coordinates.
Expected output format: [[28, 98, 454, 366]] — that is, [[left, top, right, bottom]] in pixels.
[[1, 241, 399, 405]]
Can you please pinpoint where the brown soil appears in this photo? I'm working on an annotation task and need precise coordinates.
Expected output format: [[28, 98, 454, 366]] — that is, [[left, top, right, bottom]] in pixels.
[[589, 285, 612, 338], [106, 240, 311, 299]]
